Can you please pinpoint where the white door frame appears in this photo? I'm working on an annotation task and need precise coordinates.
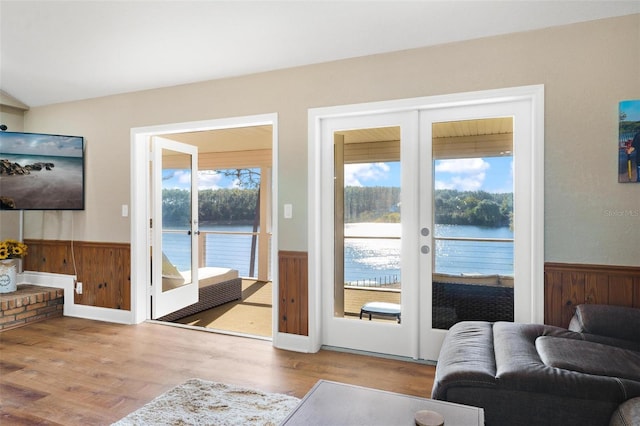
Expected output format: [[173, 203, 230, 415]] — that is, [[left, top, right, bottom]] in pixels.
[[130, 114, 279, 331], [308, 85, 544, 356]]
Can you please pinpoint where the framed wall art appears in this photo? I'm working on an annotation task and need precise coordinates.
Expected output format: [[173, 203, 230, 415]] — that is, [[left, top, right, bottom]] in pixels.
[[619, 99, 640, 183]]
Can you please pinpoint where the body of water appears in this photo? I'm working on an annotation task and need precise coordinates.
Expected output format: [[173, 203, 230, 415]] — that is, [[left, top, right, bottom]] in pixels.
[[163, 223, 514, 283], [344, 223, 513, 286]]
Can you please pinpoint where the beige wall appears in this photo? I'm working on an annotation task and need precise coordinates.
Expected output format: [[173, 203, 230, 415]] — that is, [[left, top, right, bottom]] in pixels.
[[11, 14, 640, 267], [0, 105, 26, 240]]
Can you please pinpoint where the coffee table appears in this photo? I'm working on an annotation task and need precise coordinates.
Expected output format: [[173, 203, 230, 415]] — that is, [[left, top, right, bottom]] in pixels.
[[280, 380, 484, 425]]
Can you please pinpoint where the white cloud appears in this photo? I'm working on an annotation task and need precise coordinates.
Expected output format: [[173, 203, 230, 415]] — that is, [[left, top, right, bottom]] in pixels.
[[436, 158, 489, 174], [198, 170, 225, 189], [435, 158, 489, 191], [344, 163, 390, 186]]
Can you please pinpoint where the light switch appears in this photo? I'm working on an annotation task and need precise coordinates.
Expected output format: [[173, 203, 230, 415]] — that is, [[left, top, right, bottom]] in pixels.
[[122, 204, 129, 217], [284, 204, 293, 219]]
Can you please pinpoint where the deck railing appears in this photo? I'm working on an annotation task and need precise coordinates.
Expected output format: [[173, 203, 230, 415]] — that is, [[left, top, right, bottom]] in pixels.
[[162, 228, 272, 280]]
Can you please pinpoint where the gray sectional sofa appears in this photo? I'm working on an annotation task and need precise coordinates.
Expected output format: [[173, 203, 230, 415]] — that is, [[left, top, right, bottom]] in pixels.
[[431, 304, 640, 426]]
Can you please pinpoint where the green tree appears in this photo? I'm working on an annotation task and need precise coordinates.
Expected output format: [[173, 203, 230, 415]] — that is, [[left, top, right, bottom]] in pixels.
[[470, 199, 502, 226]]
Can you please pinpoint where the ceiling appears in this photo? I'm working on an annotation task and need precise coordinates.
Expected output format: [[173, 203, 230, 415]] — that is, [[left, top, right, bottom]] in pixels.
[[163, 124, 273, 153], [337, 117, 514, 161], [1, 1, 638, 108]]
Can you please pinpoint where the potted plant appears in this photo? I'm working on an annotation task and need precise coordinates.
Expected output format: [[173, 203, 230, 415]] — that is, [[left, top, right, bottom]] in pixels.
[[0, 239, 27, 293]]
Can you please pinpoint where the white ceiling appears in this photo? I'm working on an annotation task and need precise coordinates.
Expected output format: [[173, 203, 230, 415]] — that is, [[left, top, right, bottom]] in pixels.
[[1, 0, 638, 108]]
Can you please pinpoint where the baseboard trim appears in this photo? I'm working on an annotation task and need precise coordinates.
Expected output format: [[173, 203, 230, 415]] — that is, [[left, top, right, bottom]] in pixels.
[[20, 271, 133, 324]]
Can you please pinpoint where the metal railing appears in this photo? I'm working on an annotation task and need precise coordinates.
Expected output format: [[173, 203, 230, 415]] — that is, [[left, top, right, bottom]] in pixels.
[[162, 228, 272, 279]]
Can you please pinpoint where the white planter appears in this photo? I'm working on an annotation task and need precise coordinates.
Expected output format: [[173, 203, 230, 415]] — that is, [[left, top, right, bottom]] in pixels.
[[0, 259, 18, 293]]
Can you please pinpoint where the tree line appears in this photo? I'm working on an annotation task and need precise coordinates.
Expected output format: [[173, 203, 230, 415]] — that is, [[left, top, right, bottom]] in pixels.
[[162, 188, 259, 226], [434, 189, 512, 228], [344, 186, 512, 227], [162, 187, 513, 228]]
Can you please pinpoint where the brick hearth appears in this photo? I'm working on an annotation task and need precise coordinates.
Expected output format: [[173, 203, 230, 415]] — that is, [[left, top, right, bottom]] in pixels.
[[0, 285, 64, 332]]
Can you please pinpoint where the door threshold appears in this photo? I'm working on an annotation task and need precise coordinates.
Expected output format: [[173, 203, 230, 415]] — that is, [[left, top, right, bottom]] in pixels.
[[147, 319, 272, 342], [321, 345, 436, 365]]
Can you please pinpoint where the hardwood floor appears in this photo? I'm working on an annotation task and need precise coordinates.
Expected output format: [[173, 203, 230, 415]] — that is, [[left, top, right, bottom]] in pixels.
[[0, 317, 436, 425]]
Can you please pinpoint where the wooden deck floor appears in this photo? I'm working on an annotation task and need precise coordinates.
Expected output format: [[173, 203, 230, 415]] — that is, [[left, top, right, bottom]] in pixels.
[[0, 316, 436, 425], [171, 280, 402, 337]]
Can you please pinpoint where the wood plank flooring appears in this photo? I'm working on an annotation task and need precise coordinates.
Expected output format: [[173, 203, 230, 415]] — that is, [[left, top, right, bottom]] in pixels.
[[0, 317, 436, 425]]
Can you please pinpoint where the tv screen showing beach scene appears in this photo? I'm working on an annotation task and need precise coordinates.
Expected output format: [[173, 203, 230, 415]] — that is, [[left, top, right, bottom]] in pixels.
[[0, 131, 85, 210]]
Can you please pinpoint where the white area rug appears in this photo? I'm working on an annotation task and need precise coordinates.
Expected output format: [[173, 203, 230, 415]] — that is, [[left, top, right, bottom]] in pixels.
[[112, 378, 300, 426]]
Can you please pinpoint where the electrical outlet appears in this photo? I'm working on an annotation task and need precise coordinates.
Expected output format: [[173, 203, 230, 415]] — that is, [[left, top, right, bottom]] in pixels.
[[76, 281, 83, 294]]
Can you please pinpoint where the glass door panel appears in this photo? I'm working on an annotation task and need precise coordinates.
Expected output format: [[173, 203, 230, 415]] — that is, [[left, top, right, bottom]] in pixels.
[[430, 118, 515, 330], [151, 138, 199, 319], [160, 150, 194, 291], [334, 126, 401, 322]]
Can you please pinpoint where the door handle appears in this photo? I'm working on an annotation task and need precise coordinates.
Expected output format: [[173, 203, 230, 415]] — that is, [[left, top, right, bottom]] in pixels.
[[421, 245, 430, 254], [421, 227, 430, 236]]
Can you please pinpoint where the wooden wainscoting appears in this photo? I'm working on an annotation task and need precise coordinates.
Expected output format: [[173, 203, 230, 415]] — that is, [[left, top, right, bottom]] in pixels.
[[544, 262, 640, 328], [278, 250, 308, 335], [23, 239, 131, 310]]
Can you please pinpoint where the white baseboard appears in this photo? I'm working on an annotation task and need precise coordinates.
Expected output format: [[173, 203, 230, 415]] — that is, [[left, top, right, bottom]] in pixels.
[[273, 332, 318, 353], [18, 271, 133, 324]]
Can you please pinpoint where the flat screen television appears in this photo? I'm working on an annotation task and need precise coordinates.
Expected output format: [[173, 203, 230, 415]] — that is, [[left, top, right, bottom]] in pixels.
[[0, 131, 85, 210]]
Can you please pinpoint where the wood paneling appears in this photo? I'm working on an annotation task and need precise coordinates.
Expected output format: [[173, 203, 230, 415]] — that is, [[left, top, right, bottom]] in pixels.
[[544, 262, 640, 328], [23, 239, 131, 310], [278, 251, 308, 335], [20, 241, 640, 333]]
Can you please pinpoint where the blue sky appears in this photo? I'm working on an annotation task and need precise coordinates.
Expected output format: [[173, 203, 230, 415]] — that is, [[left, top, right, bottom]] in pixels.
[[164, 157, 514, 193], [163, 169, 249, 190], [345, 156, 513, 193], [620, 99, 640, 122], [0, 132, 83, 158]]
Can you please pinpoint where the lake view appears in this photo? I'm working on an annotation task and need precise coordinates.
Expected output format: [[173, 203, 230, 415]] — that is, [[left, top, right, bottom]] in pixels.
[[163, 223, 514, 284]]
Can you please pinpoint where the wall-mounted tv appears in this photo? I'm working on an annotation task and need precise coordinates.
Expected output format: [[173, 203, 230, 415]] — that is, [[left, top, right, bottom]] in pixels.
[[0, 131, 85, 210]]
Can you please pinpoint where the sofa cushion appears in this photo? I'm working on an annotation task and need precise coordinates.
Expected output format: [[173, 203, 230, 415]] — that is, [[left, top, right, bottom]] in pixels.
[[492, 322, 640, 402], [569, 304, 640, 343], [609, 397, 640, 426], [536, 336, 640, 382]]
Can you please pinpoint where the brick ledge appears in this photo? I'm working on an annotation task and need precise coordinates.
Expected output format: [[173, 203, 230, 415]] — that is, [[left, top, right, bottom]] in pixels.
[[0, 284, 64, 332]]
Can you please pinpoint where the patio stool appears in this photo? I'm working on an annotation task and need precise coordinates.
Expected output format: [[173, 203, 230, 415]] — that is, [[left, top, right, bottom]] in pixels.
[[360, 302, 401, 323]]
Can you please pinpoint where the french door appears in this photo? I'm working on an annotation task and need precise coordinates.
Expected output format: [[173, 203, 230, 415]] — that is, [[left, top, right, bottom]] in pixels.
[[321, 111, 420, 357], [151, 137, 200, 319], [418, 99, 535, 360], [316, 87, 543, 360]]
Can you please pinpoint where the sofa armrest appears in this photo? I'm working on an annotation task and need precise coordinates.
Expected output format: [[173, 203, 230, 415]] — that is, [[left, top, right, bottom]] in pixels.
[[431, 321, 498, 400], [569, 304, 640, 343]]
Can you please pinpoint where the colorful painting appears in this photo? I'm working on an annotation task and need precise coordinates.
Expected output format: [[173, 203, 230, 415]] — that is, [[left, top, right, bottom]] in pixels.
[[619, 100, 640, 183]]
